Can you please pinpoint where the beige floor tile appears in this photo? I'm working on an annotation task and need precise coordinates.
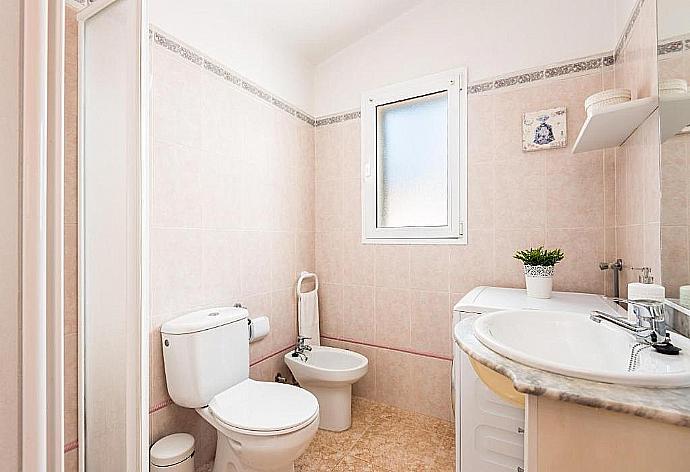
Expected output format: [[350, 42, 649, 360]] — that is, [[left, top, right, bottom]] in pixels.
[[297, 397, 455, 472], [332, 455, 390, 472]]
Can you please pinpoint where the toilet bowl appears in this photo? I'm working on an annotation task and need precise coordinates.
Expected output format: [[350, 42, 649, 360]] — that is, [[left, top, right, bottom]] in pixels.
[[200, 380, 319, 472], [284, 346, 368, 431], [161, 307, 320, 472]]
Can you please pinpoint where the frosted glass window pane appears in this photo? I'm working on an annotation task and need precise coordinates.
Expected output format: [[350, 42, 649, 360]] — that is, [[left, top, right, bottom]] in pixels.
[[376, 91, 448, 228]]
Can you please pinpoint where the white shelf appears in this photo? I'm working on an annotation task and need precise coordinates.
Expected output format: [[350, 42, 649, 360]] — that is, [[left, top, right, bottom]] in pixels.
[[660, 92, 690, 143], [572, 97, 658, 153]]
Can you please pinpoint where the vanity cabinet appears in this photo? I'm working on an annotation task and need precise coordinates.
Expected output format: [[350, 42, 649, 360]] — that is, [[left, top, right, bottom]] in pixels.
[[524, 395, 690, 472]]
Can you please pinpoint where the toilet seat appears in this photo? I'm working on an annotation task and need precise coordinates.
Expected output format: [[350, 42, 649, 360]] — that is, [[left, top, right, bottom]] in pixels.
[[209, 379, 319, 435]]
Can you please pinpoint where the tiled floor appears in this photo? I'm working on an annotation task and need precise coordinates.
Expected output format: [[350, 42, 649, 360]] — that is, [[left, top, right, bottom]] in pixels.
[[295, 397, 455, 472]]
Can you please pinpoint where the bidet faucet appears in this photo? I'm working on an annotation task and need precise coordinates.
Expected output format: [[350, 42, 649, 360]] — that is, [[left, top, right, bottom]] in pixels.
[[590, 298, 680, 354], [293, 335, 312, 360]]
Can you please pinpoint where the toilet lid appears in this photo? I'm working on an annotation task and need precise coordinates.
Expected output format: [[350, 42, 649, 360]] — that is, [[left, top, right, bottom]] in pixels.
[[209, 380, 318, 433]]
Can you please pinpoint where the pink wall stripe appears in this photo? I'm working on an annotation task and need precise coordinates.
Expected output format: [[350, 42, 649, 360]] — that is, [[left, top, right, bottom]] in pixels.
[[321, 335, 453, 362], [64, 440, 79, 453], [149, 397, 174, 414]]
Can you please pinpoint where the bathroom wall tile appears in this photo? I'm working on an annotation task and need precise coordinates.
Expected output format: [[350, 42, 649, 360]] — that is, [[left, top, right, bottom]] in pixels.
[[151, 141, 203, 228], [151, 48, 203, 148], [374, 349, 415, 411], [410, 355, 453, 421], [316, 180, 343, 231], [546, 227, 605, 294], [374, 287, 411, 349], [64, 223, 78, 336], [660, 141, 688, 226], [410, 290, 452, 358], [661, 227, 689, 298], [315, 124, 344, 182], [643, 223, 661, 281], [493, 228, 545, 289], [295, 231, 316, 274], [320, 283, 344, 338], [494, 154, 546, 230], [200, 74, 245, 156], [410, 245, 450, 291], [449, 230, 494, 294], [149, 324, 168, 407], [342, 231, 374, 286], [240, 231, 272, 296], [151, 228, 204, 317], [342, 178, 362, 231], [375, 245, 410, 289], [200, 151, 243, 230], [202, 230, 242, 306], [342, 285, 375, 343], [467, 162, 495, 230], [342, 119, 362, 179], [64, 333, 78, 443], [467, 94, 495, 163], [546, 151, 604, 229], [316, 231, 344, 284], [270, 232, 296, 291], [271, 288, 297, 351], [603, 148, 616, 228], [65, 449, 78, 472]]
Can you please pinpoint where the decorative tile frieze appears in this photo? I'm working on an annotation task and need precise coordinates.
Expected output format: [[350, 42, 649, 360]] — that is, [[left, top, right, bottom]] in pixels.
[[314, 111, 361, 127], [614, 0, 645, 60], [658, 40, 684, 56], [150, 28, 316, 126], [468, 53, 611, 96]]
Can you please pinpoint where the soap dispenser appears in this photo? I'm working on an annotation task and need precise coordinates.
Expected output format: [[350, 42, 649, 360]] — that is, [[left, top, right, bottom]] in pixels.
[[627, 267, 665, 322]]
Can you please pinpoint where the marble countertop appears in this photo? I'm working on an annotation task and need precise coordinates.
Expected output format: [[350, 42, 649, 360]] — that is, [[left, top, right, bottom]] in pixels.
[[455, 315, 690, 427]]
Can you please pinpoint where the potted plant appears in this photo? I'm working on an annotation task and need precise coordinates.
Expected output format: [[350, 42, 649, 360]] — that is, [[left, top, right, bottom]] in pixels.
[[513, 246, 565, 299]]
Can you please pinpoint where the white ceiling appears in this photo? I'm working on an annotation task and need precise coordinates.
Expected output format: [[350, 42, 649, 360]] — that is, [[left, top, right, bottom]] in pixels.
[[157, 0, 426, 65]]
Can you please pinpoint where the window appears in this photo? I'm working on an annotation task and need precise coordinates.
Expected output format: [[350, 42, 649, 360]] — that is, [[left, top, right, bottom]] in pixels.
[[361, 68, 467, 243]]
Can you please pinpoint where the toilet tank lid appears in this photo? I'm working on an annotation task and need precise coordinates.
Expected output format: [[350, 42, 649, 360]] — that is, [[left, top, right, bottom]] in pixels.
[[161, 307, 248, 335], [150, 432, 194, 466]]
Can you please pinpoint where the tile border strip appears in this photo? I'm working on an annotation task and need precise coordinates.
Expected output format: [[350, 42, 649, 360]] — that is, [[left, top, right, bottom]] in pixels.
[[321, 335, 453, 362], [658, 34, 690, 56], [466, 52, 613, 97], [151, 27, 619, 129], [150, 27, 316, 127], [614, 0, 645, 61]]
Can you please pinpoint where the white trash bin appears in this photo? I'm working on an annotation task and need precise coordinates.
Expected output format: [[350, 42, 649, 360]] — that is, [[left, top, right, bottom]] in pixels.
[[150, 433, 195, 472]]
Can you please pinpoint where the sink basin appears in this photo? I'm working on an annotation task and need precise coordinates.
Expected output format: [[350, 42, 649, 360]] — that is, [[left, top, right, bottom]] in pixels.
[[473, 310, 690, 388]]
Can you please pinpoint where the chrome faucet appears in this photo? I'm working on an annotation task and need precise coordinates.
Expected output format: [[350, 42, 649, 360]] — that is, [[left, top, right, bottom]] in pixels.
[[590, 298, 680, 354], [292, 335, 312, 361]]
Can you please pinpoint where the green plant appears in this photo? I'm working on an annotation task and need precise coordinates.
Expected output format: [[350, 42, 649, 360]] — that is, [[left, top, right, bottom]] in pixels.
[[513, 246, 564, 266]]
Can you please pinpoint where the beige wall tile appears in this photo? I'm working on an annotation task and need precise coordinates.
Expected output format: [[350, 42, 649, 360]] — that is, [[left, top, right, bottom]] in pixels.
[[342, 285, 375, 343], [202, 230, 242, 306], [547, 228, 605, 294], [342, 231, 374, 286], [374, 349, 415, 411], [449, 230, 495, 294], [374, 287, 411, 349], [410, 290, 452, 358], [410, 245, 450, 291], [64, 333, 78, 444], [375, 245, 410, 289], [320, 283, 344, 338]]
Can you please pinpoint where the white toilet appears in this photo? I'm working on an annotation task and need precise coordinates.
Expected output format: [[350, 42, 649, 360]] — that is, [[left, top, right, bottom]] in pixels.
[[284, 345, 368, 431], [161, 307, 319, 472]]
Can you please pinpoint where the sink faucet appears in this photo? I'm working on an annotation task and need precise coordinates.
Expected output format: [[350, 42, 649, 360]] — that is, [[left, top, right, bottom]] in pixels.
[[590, 298, 680, 354], [292, 335, 312, 361]]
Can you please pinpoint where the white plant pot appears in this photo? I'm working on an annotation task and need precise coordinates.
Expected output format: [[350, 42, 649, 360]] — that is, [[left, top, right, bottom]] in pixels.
[[524, 265, 554, 299]]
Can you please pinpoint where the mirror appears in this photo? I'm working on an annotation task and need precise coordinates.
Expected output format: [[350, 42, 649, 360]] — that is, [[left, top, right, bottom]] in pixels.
[[658, 0, 690, 306]]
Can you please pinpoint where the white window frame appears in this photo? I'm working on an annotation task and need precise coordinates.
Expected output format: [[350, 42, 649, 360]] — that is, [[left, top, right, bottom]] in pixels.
[[360, 68, 467, 244]]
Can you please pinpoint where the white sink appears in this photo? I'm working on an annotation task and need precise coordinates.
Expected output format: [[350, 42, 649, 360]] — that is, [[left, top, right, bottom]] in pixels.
[[473, 310, 690, 388]]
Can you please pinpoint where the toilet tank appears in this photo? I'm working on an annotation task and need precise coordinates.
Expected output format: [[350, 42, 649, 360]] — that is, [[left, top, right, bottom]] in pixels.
[[161, 307, 249, 408]]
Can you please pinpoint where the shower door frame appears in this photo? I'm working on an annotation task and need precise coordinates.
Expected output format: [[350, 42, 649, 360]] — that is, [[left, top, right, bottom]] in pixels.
[[76, 0, 149, 470]]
